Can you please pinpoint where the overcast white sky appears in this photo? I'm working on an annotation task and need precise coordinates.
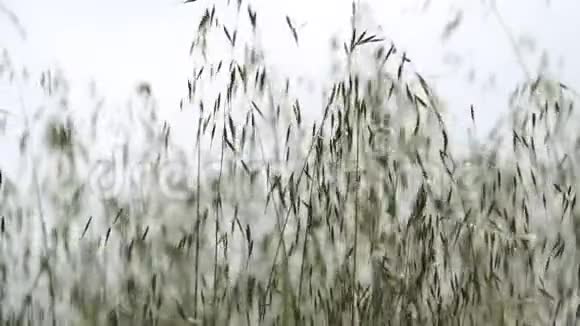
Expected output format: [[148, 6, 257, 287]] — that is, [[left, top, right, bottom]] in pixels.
[[1, 0, 580, 158]]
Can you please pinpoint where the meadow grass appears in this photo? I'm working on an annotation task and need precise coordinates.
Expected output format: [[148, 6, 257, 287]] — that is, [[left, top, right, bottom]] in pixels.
[[1, 1, 580, 325]]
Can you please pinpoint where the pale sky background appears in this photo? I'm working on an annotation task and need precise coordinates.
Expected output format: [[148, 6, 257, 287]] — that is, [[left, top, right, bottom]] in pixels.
[[1, 0, 580, 170]]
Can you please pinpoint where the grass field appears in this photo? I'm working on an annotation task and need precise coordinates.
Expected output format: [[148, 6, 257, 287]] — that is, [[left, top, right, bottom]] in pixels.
[[1, 1, 580, 325]]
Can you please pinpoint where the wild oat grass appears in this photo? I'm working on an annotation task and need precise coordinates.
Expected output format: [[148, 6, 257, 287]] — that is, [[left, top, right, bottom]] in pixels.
[[1, 1, 580, 325]]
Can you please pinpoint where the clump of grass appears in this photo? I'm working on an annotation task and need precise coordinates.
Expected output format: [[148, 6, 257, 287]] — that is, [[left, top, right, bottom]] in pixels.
[[1, 1, 580, 325]]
